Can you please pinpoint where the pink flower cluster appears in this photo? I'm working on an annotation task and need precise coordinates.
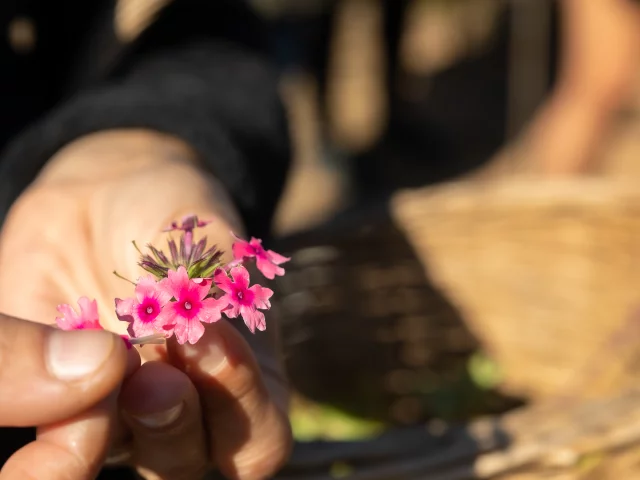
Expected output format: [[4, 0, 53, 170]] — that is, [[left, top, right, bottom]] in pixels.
[[55, 216, 289, 346], [55, 297, 136, 349]]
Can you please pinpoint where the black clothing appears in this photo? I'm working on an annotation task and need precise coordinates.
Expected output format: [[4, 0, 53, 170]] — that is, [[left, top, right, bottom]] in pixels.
[[0, 0, 291, 238]]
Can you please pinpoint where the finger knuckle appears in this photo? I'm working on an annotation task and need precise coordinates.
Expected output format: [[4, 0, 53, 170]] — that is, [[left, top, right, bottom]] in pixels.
[[4, 186, 83, 248], [45, 441, 94, 480], [0, 463, 42, 480], [63, 448, 94, 480], [234, 409, 293, 480], [220, 362, 267, 408]]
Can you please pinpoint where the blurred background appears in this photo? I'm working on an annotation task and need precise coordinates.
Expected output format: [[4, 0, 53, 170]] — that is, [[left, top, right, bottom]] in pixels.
[[234, 1, 640, 478], [258, 0, 640, 236]]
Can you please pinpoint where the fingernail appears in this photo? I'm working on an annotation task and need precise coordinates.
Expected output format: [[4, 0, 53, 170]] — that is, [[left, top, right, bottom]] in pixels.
[[134, 402, 184, 428], [182, 333, 227, 374], [46, 330, 116, 381]]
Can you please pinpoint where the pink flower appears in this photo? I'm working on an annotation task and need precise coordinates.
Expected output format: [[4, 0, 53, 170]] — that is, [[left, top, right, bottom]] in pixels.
[[163, 215, 211, 233], [231, 233, 290, 280], [115, 275, 172, 339], [56, 297, 103, 331], [215, 266, 273, 333], [163, 215, 211, 257], [56, 297, 133, 349], [160, 266, 226, 345]]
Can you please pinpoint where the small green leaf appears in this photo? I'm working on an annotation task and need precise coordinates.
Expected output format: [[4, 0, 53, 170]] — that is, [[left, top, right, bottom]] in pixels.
[[467, 352, 502, 390], [290, 400, 385, 441]]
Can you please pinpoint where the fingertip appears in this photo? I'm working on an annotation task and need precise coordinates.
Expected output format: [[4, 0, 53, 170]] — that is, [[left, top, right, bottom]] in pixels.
[[120, 362, 209, 478], [0, 320, 130, 427], [120, 362, 191, 417], [169, 321, 293, 480], [44, 329, 122, 382]]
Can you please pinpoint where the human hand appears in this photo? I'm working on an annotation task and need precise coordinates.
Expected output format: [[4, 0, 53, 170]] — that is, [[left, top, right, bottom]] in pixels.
[[0, 315, 132, 479], [0, 130, 292, 479]]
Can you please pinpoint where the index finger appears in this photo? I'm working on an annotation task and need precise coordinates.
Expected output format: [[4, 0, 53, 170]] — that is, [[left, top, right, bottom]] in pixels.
[[0, 314, 128, 426], [170, 321, 292, 480]]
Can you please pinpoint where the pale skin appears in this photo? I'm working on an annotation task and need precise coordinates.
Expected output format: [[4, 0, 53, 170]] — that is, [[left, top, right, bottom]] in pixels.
[[0, 129, 292, 480]]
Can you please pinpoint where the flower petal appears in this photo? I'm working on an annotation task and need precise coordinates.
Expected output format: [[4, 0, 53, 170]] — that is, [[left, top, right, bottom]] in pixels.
[[186, 319, 206, 344], [214, 268, 233, 294], [240, 306, 266, 333], [160, 306, 179, 332], [250, 285, 273, 310], [57, 298, 102, 330], [55, 304, 80, 330], [115, 297, 136, 323], [152, 308, 176, 337], [223, 301, 241, 319], [162, 266, 191, 298], [195, 217, 211, 228], [135, 275, 163, 303], [171, 321, 189, 345], [193, 278, 213, 301], [198, 297, 226, 324], [249, 237, 264, 249], [77, 297, 100, 325], [155, 287, 173, 306], [164, 215, 211, 232], [173, 318, 206, 345], [266, 249, 290, 266], [232, 235, 255, 260], [129, 318, 159, 339], [255, 256, 285, 280], [229, 266, 250, 290]]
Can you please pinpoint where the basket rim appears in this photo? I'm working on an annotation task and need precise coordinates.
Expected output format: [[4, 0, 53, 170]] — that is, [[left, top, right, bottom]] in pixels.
[[393, 178, 640, 213]]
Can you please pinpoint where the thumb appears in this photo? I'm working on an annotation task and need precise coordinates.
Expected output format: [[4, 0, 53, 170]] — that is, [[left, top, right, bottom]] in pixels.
[[1, 388, 122, 480], [0, 314, 128, 426]]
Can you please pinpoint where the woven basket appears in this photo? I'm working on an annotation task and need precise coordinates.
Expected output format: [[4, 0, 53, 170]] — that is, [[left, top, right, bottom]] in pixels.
[[272, 199, 522, 425], [274, 178, 640, 406], [266, 177, 640, 479], [391, 178, 640, 401]]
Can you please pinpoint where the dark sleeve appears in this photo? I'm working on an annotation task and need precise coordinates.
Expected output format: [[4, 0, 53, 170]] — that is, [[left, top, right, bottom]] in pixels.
[[0, 0, 291, 238]]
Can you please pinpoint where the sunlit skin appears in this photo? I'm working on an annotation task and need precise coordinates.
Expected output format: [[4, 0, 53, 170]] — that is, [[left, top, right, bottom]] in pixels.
[[524, 0, 640, 175], [0, 129, 292, 480]]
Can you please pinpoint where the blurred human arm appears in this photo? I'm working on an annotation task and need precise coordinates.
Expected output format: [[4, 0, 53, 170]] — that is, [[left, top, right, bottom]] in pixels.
[[525, 0, 640, 174], [0, 1, 293, 478]]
